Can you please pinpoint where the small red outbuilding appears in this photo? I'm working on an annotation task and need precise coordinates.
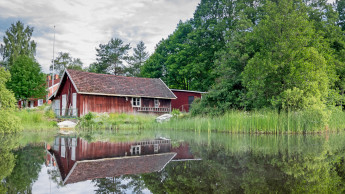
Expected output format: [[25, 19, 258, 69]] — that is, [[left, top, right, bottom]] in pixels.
[[171, 89, 206, 112]]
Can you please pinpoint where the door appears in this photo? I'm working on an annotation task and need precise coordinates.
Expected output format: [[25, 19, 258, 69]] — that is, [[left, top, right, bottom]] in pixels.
[[62, 95, 66, 116], [72, 93, 77, 116], [54, 99, 60, 116], [30, 100, 34, 108]]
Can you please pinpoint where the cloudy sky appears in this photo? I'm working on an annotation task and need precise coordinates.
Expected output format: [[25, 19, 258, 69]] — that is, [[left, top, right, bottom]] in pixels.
[[0, 0, 200, 73]]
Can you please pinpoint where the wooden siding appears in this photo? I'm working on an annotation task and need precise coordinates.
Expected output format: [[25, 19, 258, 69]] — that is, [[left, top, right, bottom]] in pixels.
[[54, 75, 78, 116], [171, 91, 202, 112], [79, 94, 133, 116], [79, 95, 171, 116]]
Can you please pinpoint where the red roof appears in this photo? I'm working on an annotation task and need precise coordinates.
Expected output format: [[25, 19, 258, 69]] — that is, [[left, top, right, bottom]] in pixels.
[[63, 153, 176, 185], [66, 69, 176, 99]]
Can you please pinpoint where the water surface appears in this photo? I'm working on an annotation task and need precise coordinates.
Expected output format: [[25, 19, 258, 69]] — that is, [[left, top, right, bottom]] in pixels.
[[1, 130, 345, 193]]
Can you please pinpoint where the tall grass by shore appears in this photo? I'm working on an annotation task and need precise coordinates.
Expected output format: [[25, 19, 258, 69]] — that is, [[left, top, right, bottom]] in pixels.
[[153, 109, 345, 134], [78, 112, 156, 131], [14, 106, 57, 130]]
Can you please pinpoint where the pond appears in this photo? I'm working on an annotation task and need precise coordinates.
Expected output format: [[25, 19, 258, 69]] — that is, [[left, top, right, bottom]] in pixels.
[[1, 129, 345, 193]]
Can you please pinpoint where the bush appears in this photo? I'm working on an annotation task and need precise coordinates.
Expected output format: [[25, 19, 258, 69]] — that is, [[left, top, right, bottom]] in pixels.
[[0, 111, 22, 133]]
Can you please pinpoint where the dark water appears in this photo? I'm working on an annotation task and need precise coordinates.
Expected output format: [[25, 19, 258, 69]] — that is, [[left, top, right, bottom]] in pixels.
[[1, 129, 345, 193]]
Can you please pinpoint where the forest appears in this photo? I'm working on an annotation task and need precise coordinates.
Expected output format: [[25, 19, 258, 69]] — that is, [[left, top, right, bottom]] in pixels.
[[142, 0, 345, 117]]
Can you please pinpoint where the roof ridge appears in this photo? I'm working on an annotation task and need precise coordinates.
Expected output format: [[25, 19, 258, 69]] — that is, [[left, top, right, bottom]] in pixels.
[[67, 69, 160, 80]]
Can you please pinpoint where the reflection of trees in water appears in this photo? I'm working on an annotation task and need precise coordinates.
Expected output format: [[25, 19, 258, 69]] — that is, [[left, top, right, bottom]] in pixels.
[[92, 177, 128, 194], [47, 167, 64, 188], [4, 145, 45, 193], [138, 134, 345, 193], [92, 175, 147, 194], [0, 134, 18, 193]]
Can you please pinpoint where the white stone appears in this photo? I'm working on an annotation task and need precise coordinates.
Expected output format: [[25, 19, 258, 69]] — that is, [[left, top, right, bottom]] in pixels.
[[156, 114, 173, 123]]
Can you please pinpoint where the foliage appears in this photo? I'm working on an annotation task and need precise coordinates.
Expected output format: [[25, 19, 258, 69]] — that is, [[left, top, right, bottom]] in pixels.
[[0, 20, 36, 68], [0, 67, 21, 133], [49, 52, 83, 76], [171, 108, 181, 117], [242, 0, 329, 110], [0, 67, 16, 111], [7, 55, 46, 101], [14, 107, 57, 130], [156, 108, 345, 134], [78, 112, 156, 130], [126, 41, 149, 77], [93, 38, 131, 75], [336, 0, 345, 30], [4, 145, 45, 193]]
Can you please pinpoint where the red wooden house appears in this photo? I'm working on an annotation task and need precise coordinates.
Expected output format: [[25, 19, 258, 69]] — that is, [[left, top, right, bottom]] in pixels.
[[46, 136, 199, 185], [49, 69, 177, 117], [171, 89, 206, 112]]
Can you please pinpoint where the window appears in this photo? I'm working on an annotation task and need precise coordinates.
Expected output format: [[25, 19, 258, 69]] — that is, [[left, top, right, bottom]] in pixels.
[[154, 99, 159, 108], [154, 144, 159, 153], [132, 97, 141, 107], [38, 99, 43, 106], [131, 145, 141, 155]]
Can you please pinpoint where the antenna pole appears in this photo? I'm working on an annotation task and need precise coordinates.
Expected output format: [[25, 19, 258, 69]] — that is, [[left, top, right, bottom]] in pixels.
[[52, 25, 55, 91]]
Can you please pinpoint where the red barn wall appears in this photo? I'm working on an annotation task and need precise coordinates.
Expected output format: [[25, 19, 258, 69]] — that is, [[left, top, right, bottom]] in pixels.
[[79, 94, 133, 116], [54, 75, 78, 115], [171, 91, 202, 112]]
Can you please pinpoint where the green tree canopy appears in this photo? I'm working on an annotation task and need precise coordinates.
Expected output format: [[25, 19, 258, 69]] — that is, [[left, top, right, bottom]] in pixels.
[[0, 21, 36, 68], [49, 52, 83, 76], [126, 41, 149, 77], [7, 55, 46, 101], [94, 38, 131, 75]]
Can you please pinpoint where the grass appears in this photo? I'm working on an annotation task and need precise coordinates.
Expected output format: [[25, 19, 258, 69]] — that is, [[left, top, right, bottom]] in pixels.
[[14, 105, 57, 131], [13, 105, 345, 134], [152, 109, 345, 134], [78, 112, 156, 131]]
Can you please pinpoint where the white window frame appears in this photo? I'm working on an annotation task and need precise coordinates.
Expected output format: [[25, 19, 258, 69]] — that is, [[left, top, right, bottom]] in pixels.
[[132, 97, 141, 107], [154, 99, 159, 108], [72, 93, 77, 116], [131, 145, 141, 155], [38, 99, 43, 106]]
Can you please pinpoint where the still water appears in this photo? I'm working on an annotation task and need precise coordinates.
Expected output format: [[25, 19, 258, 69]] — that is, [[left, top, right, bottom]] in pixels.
[[1, 129, 345, 193]]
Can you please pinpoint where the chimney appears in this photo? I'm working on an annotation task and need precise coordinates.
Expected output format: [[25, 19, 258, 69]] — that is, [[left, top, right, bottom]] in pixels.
[[55, 74, 59, 80], [47, 75, 51, 81]]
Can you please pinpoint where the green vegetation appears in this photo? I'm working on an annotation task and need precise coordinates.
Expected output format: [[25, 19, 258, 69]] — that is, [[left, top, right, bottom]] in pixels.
[[0, 67, 21, 133], [0, 21, 36, 68], [13, 106, 57, 131], [49, 52, 84, 76], [139, 0, 345, 132], [7, 55, 47, 103], [154, 108, 345, 134], [78, 112, 156, 130]]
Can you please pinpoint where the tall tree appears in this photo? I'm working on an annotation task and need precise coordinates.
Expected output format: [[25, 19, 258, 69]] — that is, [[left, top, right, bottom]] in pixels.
[[0, 21, 36, 68], [126, 41, 149, 77], [336, 0, 345, 30], [7, 55, 46, 102], [95, 38, 131, 75], [242, 0, 330, 110], [49, 52, 83, 76]]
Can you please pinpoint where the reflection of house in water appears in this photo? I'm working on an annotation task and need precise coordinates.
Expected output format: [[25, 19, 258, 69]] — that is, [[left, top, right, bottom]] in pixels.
[[46, 136, 199, 185]]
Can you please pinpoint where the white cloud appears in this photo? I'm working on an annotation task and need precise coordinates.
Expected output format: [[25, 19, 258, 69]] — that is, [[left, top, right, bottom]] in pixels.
[[0, 0, 200, 72]]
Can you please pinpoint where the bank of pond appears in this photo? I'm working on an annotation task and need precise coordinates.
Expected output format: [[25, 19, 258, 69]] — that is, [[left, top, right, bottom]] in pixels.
[[1, 129, 345, 193], [8, 106, 345, 134]]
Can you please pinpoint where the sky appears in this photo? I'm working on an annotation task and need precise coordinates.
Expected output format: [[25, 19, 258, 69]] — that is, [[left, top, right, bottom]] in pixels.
[[0, 0, 200, 73]]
